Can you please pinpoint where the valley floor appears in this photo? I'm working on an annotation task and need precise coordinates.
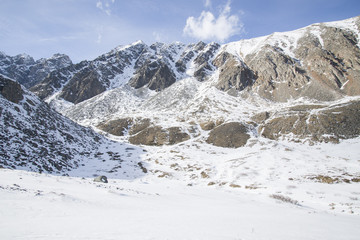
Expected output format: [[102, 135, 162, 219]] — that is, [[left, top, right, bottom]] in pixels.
[[1, 137, 360, 240]]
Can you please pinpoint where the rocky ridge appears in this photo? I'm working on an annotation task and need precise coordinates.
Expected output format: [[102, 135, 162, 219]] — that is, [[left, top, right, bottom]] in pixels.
[[0, 75, 144, 175], [0, 52, 72, 88], [2, 16, 360, 149]]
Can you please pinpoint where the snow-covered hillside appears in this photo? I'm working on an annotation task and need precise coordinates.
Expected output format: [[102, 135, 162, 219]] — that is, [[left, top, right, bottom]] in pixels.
[[1, 135, 360, 240], [0, 75, 145, 177]]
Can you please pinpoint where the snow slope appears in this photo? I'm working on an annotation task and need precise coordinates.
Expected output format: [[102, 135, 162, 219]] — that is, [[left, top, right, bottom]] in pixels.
[[1, 162, 360, 240]]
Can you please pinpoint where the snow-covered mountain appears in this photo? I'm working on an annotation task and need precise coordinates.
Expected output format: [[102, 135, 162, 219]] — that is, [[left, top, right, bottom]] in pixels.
[[27, 16, 360, 108], [45, 16, 358, 146], [0, 52, 72, 88], [0, 75, 145, 177], [1, 16, 360, 239]]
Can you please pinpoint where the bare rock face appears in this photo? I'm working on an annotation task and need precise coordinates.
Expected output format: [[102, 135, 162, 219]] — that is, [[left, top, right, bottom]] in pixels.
[[97, 118, 151, 136], [295, 27, 360, 100], [129, 60, 176, 91], [59, 68, 106, 104], [206, 122, 251, 148], [129, 126, 190, 146], [97, 118, 133, 136], [259, 101, 360, 143], [245, 45, 310, 101], [216, 17, 360, 102], [214, 53, 256, 91], [0, 76, 23, 104]]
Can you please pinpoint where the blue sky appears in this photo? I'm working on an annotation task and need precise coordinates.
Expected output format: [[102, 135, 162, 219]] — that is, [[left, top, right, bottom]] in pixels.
[[0, 0, 359, 62]]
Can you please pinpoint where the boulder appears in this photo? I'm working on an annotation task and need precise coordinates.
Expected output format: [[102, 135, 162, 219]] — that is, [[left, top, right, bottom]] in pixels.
[[206, 122, 251, 148], [94, 175, 108, 183], [129, 126, 190, 146]]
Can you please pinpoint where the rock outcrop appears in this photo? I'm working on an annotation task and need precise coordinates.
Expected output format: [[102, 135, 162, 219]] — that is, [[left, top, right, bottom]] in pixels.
[[258, 101, 360, 143], [129, 126, 190, 146], [206, 122, 251, 148]]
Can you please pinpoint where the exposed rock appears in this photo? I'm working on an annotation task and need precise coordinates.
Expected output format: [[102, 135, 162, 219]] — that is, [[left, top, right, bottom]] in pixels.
[[129, 118, 151, 135], [168, 127, 190, 145], [129, 126, 167, 146], [200, 121, 215, 131], [214, 53, 256, 91], [129, 126, 190, 146], [206, 122, 251, 148], [129, 60, 176, 91], [94, 175, 108, 183], [97, 118, 133, 136], [59, 67, 106, 104], [30, 61, 88, 100], [251, 112, 270, 124], [0, 76, 23, 104], [193, 42, 220, 82], [175, 41, 206, 73], [245, 45, 310, 101], [259, 101, 360, 142], [97, 117, 151, 137]]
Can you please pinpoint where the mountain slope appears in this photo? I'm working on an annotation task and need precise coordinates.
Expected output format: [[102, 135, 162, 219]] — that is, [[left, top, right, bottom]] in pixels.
[[0, 75, 144, 177], [30, 40, 221, 105]]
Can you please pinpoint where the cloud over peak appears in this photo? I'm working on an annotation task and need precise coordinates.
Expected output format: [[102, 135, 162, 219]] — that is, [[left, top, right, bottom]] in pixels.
[[183, 1, 243, 43]]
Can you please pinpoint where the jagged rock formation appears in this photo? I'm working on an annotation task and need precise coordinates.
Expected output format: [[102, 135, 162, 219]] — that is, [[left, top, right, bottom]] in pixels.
[[0, 53, 72, 88], [29, 40, 222, 104]]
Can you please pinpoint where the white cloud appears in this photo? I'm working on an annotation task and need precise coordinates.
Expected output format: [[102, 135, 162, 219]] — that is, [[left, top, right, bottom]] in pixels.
[[183, 1, 243, 43], [204, 0, 211, 8], [96, 0, 112, 16], [96, 1, 103, 10]]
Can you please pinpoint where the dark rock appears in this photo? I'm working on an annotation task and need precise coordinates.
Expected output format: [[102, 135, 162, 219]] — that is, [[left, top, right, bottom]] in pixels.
[[97, 118, 133, 136], [129, 126, 190, 146], [215, 54, 256, 91], [206, 122, 251, 148], [129, 60, 176, 91], [129, 126, 167, 146], [0, 76, 23, 104], [59, 68, 106, 104], [259, 101, 360, 142], [251, 112, 270, 124]]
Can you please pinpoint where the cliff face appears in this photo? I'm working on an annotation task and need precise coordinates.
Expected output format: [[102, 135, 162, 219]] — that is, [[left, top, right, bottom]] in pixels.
[[218, 16, 360, 102]]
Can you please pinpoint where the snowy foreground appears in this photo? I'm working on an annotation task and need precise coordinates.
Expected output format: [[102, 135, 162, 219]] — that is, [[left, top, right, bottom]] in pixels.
[[1, 138, 360, 240]]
